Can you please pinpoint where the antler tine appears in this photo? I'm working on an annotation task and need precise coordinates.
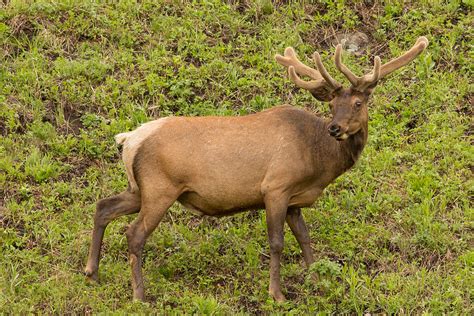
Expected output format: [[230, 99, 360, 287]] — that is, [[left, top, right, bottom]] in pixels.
[[275, 47, 321, 80], [287, 66, 322, 90], [313, 52, 341, 89], [357, 56, 381, 90], [334, 44, 359, 87], [379, 36, 429, 78]]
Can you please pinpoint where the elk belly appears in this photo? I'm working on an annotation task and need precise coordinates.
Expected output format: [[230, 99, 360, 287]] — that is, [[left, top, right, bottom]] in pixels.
[[177, 189, 264, 217]]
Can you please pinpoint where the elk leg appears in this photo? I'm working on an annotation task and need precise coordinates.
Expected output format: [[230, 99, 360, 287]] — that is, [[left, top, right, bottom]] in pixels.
[[85, 190, 141, 281], [286, 208, 314, 267], [126, 191, 177, 301], [264, 196, 288, 302]]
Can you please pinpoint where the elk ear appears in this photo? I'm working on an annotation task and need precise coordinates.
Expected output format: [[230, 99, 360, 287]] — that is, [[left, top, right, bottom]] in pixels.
[[310, 87, 337, 102]]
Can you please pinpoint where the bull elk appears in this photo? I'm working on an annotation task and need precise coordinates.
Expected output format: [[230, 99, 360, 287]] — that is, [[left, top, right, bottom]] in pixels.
[[85, 37, 428, 301]]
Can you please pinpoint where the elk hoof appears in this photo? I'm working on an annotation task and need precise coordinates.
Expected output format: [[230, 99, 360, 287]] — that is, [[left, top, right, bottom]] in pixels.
[[269, 289, 286, 303], [84, 268, 99, 282], [133, 291, 145, 302]]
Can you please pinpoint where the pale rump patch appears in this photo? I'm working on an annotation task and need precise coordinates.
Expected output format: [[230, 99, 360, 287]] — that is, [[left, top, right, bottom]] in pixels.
[[116, 118, 170, 193]]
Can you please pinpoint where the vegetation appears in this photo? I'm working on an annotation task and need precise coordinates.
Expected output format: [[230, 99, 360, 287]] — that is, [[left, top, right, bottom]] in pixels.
[[1, 0, 472, 313]]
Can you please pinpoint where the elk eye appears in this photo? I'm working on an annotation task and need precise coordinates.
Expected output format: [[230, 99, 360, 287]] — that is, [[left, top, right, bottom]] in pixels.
[[355, 101, 362, 108]]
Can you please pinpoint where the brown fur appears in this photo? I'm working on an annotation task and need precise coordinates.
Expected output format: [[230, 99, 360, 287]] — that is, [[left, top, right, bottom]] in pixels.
[[85, 39, 427, 302], [133, 105, 364, 214], [85, 104, 368, 301]]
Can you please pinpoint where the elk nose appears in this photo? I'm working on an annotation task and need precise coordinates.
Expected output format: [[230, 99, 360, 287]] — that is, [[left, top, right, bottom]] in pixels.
[[328, 123, 341, 136]]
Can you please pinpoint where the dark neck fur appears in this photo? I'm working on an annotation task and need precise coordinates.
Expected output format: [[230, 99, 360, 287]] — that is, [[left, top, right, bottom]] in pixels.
[[339, 122, 368, 171], [277, 106, 368, 184], [308, 117, 368, 182]]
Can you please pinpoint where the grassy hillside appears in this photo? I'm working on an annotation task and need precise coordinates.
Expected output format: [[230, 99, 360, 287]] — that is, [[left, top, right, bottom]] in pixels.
[[1, 0, 472, 313]]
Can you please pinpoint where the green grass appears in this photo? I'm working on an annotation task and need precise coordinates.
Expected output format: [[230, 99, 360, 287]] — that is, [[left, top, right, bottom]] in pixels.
[[1, 0, 472, 314]]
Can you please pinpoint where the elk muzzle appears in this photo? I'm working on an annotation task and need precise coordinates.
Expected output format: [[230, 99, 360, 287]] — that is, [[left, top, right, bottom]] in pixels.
[[328, 122, 349, 140]]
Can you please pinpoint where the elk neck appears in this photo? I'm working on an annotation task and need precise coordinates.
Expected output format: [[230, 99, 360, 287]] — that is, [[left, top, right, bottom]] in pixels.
[[338, 119, 368, 172], [307, 115, 368, 185]]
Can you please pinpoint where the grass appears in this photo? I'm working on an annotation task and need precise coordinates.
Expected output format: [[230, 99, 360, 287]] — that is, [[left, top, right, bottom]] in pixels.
[[1, 0, 472, 314]]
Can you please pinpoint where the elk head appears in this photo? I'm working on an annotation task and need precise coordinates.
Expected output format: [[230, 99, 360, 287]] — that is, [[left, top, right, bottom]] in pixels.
[[275, 37, 428, 141]]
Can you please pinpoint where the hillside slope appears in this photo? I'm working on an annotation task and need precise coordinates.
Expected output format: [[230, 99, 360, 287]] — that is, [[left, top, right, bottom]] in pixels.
[[1, 1, 472, 313]]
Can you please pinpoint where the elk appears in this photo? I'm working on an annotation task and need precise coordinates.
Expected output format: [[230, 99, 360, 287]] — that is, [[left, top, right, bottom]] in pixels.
[[84, 37, 428, 302]]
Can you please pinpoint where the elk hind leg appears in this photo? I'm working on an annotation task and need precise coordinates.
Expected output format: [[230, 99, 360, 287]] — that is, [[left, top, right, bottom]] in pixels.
[[286, 207, 314, 267], [85, 190, 141, 281], [126, 189, 178, 301]]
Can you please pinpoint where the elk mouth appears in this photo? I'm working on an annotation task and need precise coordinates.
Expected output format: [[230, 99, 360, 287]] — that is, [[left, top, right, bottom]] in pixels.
[[328, 125, 349, 141], [335, 133, 349, 141]]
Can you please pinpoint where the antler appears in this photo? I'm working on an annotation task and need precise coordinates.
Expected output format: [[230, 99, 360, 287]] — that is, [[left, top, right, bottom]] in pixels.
[[275, 47, 341, 100], [335, 36, 429, 91], [379, 36, 429, 77]]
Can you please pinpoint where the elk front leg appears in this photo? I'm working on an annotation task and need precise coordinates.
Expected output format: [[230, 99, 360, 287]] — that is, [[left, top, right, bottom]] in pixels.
[[264, 196, 288, 302], [286, 207, 314, 267]]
